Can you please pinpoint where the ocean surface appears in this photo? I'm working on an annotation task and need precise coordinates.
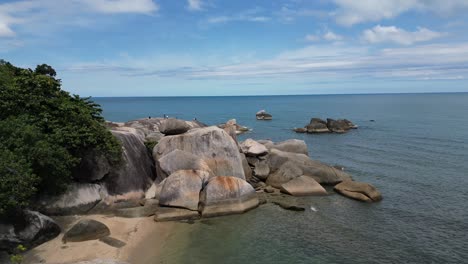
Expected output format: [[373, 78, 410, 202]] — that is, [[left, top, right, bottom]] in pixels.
[[95, 93, 468, 264]]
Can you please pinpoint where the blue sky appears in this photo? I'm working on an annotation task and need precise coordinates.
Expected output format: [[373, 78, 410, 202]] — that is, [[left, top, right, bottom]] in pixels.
[[1, 0, 468, 96]]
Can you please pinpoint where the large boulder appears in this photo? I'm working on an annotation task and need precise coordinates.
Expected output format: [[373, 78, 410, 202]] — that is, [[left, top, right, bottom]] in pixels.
[[334, 181, 382, 202], [0, 211, 60, 251], [159, 170, 210, 211], [240, 154, 253, 182], [124, 118, 203, 136], [200, 176, 259, 217], [63, 219, 110, 243], [37, 183, 105, 215], [159, 118, 191, 135], [157, 149, 213, 180], [256, 110, 272, 120], [306, 118, 330, 133], [105, 129, 155, 195], [240, 139, 268, 157], [267, 149, 352, 185], [72, 150, 111, 182], [153, 127, 245, 180], [270, 139, 308, 155], [280, 176, 327, 196]]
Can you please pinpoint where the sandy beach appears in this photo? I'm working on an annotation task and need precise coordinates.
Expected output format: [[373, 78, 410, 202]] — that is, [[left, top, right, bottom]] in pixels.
[[22, 215, 176, 264]]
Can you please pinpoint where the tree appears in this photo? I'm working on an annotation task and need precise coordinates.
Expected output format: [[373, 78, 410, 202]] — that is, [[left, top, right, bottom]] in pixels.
[[0, 61, 121, 217], [34, 63, 57, 77]]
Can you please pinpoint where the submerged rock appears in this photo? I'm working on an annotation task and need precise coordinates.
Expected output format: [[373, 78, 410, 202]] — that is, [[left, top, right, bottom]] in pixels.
[[280, 176, 327, 196], [200, 176, 259, 217], [0, 210, 61, 251], [154, 126, 245, 180], [159, 170, 209, 211], [272, 201, 305, 211], [63, 219, 110, 243], [334, 181, 382, 202]]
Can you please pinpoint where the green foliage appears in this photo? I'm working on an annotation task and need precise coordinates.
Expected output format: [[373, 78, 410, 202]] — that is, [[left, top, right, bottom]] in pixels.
[[10, 244, 26, 264], [0, 60, 121, 217], [144, 140, 158, 152]]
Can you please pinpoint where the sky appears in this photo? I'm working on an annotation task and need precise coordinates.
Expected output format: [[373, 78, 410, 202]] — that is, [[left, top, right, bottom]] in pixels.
[[1, 0, 468, 96]]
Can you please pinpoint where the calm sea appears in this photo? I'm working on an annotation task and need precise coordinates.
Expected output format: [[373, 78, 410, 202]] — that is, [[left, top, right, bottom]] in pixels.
[[95, 93, 468, 264]]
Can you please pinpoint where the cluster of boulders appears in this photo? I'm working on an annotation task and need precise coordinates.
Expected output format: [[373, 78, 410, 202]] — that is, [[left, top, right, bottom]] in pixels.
[[294, 118, 358, 134], [0, 116, 381, 257], [217, 119, 251, 135], [256, 110, 272, 120]]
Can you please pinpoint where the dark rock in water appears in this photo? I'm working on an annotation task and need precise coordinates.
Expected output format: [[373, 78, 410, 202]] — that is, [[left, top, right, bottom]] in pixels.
[[334, 181, 382, 202], [159, 118, 190, 135], [159, 170, 209, 211], [280, 176, 327, 196], [63, 219, 110, 243], [272, 201, 305, 211], [326, 118, 357, 133], [154, 207, 200, 222], [105, 129, 155, 195], [293, 127, 307, 133], [200, 176, 259, 217], [37, 183, 104, 216], [99, 237, 126, 248], [256, 110, 272, 120], [306, 118, 330, 133], [154, 127, 246, 181], [369, 119, 375, 122], [0, 210, 61, 251]]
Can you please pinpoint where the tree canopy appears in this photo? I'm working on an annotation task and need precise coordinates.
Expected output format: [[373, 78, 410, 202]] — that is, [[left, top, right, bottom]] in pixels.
[[0, 60, 121, 217]]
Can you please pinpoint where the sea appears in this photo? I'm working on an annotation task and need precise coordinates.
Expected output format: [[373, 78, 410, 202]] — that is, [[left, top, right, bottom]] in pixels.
[[94, 93, 468, 264]]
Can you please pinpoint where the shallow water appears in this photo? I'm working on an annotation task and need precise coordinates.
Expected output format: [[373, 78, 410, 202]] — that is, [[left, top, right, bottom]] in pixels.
[[95, 93, 468, 263]]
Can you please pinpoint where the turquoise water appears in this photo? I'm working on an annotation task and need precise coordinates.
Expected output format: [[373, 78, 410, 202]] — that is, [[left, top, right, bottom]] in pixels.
[[95, 93, 468, 263]]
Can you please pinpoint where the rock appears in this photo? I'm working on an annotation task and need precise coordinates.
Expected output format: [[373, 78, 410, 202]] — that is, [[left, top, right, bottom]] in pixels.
[[264, 186, 275, 193], [37, 183, 105, 215], [200, 176, 259, 217], [240, 139, 268, 157], [280, 176, 327, 196], [158, 118, 191, 135], [72, 150, 111, 182], [145, 183, 158, 199], [272, 201, 305, 211], [256, 110, 272, 120], [267, 149, 352, 185], [0, 210, 60, 251], [99, 237, 126, 248], [105, 129, 155, 195], [159, 170, 209, 211], [306, 118, 330, 133], [145, 132, 164, 142], [154, 207, 200, 222], [157, 149, 213, 180], [266, 161, 303, 188], [154, 127, 245, 180], [326, 118, 352, 133], [334, 181, 382, 202], [270, 139, 308, 155], [114, 200, 159, 218], [252, 160, 270, 181], [240, 153, 253, 182], [223, 119, 239, 144], [344, 119, 358, 129], [63, 219, 110, 243], [293, 127, 307, 133]]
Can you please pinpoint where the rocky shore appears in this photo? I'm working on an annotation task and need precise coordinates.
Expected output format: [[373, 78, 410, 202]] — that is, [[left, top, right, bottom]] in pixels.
[[1, 116, 381, 263]]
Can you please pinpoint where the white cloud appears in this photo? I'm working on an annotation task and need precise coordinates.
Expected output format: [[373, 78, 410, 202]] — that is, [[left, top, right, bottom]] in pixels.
[[305, 31, 343, 42], [207, 9, 270, 24], [81, 0, 159, 14], [333, 0, 468, 26], [323, 31, 343, 41], [362, 25, 443, 45], [187, 0, 203, 11], [0, 22, 15, 37]]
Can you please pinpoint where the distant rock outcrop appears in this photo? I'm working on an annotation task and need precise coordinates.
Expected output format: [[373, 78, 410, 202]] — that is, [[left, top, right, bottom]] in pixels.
[[294, 117, 358, 134], [256, 110, 272, 120]]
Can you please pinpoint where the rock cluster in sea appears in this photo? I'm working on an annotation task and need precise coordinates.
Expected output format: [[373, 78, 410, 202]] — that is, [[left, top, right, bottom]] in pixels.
[[0, 116, 381, 255], [294, 117, 358, 133], [256, 110, 272, 120]]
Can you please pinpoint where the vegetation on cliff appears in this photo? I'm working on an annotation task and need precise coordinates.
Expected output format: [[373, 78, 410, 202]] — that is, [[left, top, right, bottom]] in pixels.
[[0, 60, 121, 217]]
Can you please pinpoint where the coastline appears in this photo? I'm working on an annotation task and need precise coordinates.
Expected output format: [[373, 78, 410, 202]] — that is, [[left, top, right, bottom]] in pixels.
[[22, 215, 178, 264]]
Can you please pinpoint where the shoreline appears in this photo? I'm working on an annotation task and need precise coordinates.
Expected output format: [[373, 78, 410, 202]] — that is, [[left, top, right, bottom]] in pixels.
[[22, 215, 178, 264]]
